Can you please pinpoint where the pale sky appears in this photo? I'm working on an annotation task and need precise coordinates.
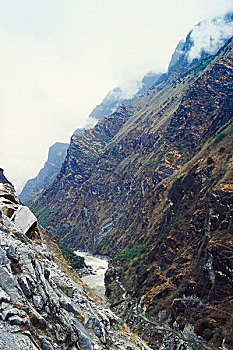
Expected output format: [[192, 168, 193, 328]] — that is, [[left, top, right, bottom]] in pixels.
[[1, 0, 233, 192]]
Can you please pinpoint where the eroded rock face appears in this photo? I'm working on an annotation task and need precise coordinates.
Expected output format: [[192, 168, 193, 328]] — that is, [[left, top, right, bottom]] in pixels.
[[0, 181, 38, 239], [0, 178, 151, 350]]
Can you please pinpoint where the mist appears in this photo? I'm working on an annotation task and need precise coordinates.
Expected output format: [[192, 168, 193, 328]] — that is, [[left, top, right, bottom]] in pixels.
[[188, 13, 233, 61]]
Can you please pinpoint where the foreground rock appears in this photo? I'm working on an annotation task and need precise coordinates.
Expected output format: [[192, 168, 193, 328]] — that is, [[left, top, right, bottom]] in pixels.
[[0, 171, 150, 350]]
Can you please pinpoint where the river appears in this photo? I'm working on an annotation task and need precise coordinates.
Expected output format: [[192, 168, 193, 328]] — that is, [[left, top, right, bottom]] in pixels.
[[75, 251, 108, 300]]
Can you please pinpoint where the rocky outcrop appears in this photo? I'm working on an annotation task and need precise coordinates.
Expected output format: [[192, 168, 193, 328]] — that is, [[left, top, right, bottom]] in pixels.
[[0, 169, 13, 187], [0, 172, 151, 350], [19, 142, 69, 203]]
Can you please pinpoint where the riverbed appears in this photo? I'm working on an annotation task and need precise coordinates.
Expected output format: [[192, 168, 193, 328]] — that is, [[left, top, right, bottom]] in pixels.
[[75, 251, 108, 300]]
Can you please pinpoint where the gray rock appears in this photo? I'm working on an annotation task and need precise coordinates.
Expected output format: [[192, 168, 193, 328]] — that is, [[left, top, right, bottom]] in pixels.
[[18, 276, 32, 298], [39, 337, 56, 350], [59, 297, 76, 313], [33, 295, 44, 310], [0, 328, 37, 350], [2, 307, 27, 321], [27, 308, 47, 330], [18, 251, 37, 279], [0, 180, 152, 350], [44, 268, 50, 280], [85, 316, 107, 344], [6, 244, 18, 261], [55, 323, 67, 343], [0, 183, 19, 203], [77, 327, 93, 350], [0, 198, 18, 218], [8, 315, 29, 326], [11, 206, 37, 237], [0, 266, 24, 303], [0, 290, 11, 303], [0, 302, 10, 310], [37, 285, 48, 305], [0, 248, 11, 273]]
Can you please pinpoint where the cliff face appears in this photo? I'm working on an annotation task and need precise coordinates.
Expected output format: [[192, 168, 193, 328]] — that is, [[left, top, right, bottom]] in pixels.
[[28, 37, 233, 349], [19, 142, 69, 203], [0, 171, 150, 350]]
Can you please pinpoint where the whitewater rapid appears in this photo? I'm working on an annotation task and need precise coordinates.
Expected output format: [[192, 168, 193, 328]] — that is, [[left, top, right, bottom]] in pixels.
[[75, 251, 108, 300]]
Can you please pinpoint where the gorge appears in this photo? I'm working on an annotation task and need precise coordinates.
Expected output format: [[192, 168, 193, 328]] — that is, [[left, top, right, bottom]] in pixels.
[[26, 33, 233, 349], [2, 11, 233, 350]]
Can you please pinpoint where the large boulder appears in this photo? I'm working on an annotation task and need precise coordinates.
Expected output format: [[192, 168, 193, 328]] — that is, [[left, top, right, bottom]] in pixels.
[[11, 206, 37, 237]]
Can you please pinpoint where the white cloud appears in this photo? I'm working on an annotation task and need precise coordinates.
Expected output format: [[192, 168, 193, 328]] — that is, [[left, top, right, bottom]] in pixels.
[[188, 14, 233, 61]]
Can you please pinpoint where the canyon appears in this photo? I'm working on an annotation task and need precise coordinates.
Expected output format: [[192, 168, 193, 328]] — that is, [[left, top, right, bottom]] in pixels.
[[5, 12, 233, 350], [26, 35, 233, 349]]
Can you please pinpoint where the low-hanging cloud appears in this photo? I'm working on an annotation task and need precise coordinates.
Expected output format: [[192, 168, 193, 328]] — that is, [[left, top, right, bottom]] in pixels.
[[188, 13, 233, 61]]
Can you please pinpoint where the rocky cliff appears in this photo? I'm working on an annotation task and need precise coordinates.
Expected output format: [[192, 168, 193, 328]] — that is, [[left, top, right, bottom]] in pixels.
[[0, 170, 152, 350], [19, 142, 69, 203], [27, 33, 233, 349]]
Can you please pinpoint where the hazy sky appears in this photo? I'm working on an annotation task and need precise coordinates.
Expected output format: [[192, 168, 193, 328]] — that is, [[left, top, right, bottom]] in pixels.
[[1, 0, 233, 192]]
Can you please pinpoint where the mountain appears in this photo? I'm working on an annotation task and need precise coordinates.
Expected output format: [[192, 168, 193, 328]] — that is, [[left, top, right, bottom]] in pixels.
[[159, 12, 233, 86], [169, 12, 233, 71], [27, 33, 233, 349], [19, 142, 69, 202], [20, 73, 161, 201], [0, 170, 150, 350], [89, 71, 161, 121], [20, 12, 233, 205]]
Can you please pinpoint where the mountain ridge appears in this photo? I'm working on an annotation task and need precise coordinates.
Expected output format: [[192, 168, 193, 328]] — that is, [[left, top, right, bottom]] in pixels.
[[20, 12, 233, 204]]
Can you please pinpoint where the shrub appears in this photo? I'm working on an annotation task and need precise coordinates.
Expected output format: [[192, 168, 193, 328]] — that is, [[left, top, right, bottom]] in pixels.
[[57, 241, 85, 270], [207, 156, 214, 165], [214, 132, 226, 143], [203, 328, 213, 339], [219, 146, 225, 153]]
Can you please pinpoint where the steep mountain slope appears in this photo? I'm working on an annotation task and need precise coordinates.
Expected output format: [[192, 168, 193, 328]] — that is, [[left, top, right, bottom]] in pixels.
[[0, 171, 151, 350], [21, 73, 161, 202], [21, 12, 233, 204], [28, 36, 233, 349], [19, 142, 69, 202]]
